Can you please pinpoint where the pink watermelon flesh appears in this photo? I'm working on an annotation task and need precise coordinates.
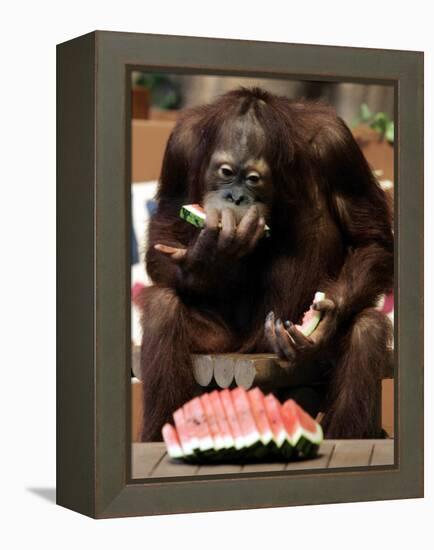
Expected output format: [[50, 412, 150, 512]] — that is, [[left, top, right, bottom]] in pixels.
[[231, 387, 261, 447], [247, 387, 273, 445], [281, 399, 322, 447], [209, 390, 235, 449], [162, 423, 184, 459], [183, 401, 200, 453], [200, 393, 225, 450], [295, 291, 325, 337], [173, 407, 193, 456], [290, 399, 320, 433], [220, 389, 244, 449], [264, 394, 286, 447], [280, 400, 299, 441], [189, 397, 214, 451]]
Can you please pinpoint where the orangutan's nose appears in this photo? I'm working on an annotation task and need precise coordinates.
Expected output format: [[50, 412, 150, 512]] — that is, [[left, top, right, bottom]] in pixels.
[[223, 187, 246, 205]]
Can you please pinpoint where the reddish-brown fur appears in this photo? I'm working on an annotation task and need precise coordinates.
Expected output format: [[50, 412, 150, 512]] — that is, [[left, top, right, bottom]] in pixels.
[[138, 88, 393, 441]]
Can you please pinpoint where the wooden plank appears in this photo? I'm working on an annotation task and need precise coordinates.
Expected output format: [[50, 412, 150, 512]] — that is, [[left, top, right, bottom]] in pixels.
[[131, 442, 166, 479], [198, 463, 243, 475], [131, 440, 394, 478], [370, 439, 394, 466], [151, 453, 199, 477], [242, 461, 287, 473], [328, 440, 375, 468], [285, 440, 335, 471]]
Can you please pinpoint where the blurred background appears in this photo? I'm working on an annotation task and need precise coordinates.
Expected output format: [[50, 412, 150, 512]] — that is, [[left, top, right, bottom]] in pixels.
[[130, 72, 395, 442], [130, 72, 394, 184]]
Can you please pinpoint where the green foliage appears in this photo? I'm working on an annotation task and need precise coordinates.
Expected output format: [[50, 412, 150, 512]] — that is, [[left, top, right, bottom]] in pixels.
[[353, 103, 394, 143], [134, 73, 181, 110]]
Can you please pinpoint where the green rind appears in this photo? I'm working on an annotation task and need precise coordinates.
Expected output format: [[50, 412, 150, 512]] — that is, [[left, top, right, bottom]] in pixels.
[[295, 436, 320, 459], [180, 206, 205, 229], [179, 437, 299, 464]]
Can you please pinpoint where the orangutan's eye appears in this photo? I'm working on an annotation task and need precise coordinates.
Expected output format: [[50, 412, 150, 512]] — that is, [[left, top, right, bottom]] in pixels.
[[246, 172, 260, 184], [219, 164, 234, 178]]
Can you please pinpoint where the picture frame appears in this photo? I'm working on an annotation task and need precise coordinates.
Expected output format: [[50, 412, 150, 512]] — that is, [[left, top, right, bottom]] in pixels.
[[57, 30, 423, 518]]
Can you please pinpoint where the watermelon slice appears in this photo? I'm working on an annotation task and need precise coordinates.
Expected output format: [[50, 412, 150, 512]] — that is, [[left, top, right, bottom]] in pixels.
[[183, 401, 201, 455], [161, 423, 184, 459], [209, 390, 235, 450], [231, 387, 264, 457], [220, 389, 245, 450], [263, 394, 294, 459], [173, 407, 195, 457], [189, 397, 214, 454], [180, 203, 271, 237], [263, 394, 286, 447], [295, 291, 325, 337], [281, 399, 323, 458], [200, 393, 225, 452], [247, 387, 273, 446], [180, 204, 206, 229]]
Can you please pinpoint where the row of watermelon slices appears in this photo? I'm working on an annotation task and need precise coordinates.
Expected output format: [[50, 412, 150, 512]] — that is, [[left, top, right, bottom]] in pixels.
[[162, 387, 323, 463]]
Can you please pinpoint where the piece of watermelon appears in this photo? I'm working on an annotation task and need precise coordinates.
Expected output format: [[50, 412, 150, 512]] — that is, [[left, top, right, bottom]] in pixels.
[[209, 390, 235, 451], [231, 388, 261, 447], [220, 389, 245, 451], [161, 423, 184, 459], [295, 291, 325, 337], [173, 407, 194, 457], [200, 393, 225, 452], [281, 399, 323, 458], [189, 397, 215, 454], [247, 387, 273, 446], [263, 394, 294, 459], [183, 401, 201, 455]]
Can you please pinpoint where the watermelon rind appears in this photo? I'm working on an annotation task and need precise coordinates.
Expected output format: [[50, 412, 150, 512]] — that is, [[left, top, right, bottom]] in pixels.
[[291, 423, 323, 458], [283, 400, 324, 459], [180, 205, 205, 229]]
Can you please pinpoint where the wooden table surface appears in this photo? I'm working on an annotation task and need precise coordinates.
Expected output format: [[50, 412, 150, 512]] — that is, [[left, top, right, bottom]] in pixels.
[[131, 439, 394, 479]]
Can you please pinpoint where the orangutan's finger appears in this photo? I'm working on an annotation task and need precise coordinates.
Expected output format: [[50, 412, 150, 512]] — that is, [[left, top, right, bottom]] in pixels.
[[312, 299, 336, 313], [285, 321, 314, 348], [275, 318, 296, 361], [246, 216, 266, 252], [218, 208, 237, 251], [154, 244, 187, 262]]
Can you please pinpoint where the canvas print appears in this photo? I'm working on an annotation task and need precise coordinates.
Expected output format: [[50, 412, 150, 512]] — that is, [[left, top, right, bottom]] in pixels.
[[130, 73, 395, 478]]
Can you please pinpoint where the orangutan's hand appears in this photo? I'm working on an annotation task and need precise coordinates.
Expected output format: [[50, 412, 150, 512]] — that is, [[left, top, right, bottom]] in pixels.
[[264, 299, 338, 367]]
